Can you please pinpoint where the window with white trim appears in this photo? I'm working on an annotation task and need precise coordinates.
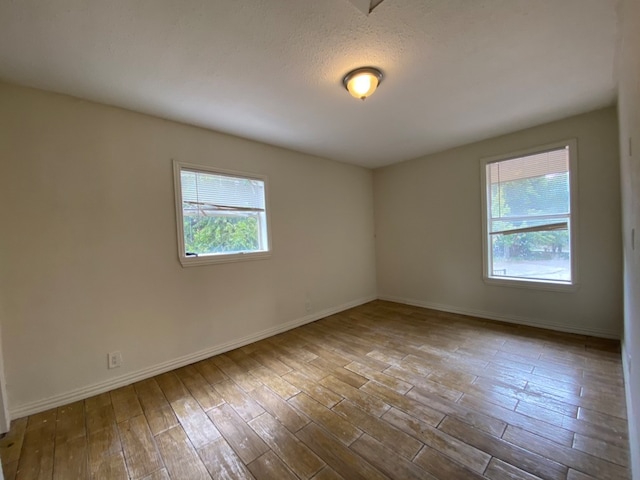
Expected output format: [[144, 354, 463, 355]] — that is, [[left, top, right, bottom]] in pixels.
[[481, 140, 577, 288], [173, 161, 270, 266]]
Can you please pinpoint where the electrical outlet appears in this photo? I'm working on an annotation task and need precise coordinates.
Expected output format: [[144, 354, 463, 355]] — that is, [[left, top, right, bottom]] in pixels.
[[108, 351, 123, 369], [305, 299, 312, 313]]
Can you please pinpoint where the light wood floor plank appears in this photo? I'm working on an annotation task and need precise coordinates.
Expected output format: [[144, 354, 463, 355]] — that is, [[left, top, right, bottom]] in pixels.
[[0, 418, 27, 466], [111, 386, 143, 423], [86, 403, 116, 436], [170, 396, 221, 449], [88, 424, 122, 475], [140, 468, 171, 480], [91, 452, 129, 480], [53, 435, 89, 480], [84, 393, 112, 413], [318, 375, 390, 417], [213, 380, 265, 421], [117, 414, 164, 479], [247, 384, 310, 432], [155, 373, 190, 404], [247, 451, 298, 480], [175, 366, 225, 411], [311, 466, 346, 480], [197, 437, 255, 480], [381, 406, 490, 473], [439, 416, 568, 480], [282, 371, 343, 408], [413, 443, 485, 480], [207, 403, 269, 464], [288, 393, 362, 446], [134, 379, 170, 413], [296, 423, 387, 480], [502, 425, 630, 480], [145, 404, 179, 436], [249, 412, 324, 479], [154, 426, 211, 480], [484, 457, 545, 480], [15, 420, 55, 480], [194, 358, 228, 385], [332, 400, 421, 460], [349, 433, 432, 480]]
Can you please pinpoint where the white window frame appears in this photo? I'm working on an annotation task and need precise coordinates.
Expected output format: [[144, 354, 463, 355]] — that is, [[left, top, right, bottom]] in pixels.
[[480, 139, 579, 292], [173, 160, 271, 267]]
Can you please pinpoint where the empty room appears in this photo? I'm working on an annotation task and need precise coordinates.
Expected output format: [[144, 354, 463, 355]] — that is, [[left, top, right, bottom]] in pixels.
[[0, 1, 638, 479]]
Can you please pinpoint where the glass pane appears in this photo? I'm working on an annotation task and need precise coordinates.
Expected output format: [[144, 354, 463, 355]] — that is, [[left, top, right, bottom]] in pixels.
[[181, 170, 265, 210], [490, 172, 569, 218], [183, 213, 263, 255], [488, 147, 570, 220], [491, 230, 571, 282]]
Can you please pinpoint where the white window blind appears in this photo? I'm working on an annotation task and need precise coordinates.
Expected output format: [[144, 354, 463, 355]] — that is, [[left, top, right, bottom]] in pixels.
[[180, 169, 266, 216], [488, 147, 570, 236]]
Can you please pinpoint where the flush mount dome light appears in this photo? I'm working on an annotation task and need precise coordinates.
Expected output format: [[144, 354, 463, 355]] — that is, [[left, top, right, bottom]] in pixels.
[[343, 67, 383, 100]]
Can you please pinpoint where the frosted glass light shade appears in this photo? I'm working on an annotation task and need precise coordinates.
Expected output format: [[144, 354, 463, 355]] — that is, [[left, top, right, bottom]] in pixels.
[[343, 67, 383, 100]]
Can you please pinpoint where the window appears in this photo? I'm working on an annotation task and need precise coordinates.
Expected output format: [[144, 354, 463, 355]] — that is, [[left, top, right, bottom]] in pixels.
[[481, 140, 577, 289], [173, 161, 270, 266]]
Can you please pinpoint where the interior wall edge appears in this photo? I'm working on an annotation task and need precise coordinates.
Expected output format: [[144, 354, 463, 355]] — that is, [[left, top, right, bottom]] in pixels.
[[377, 294, 621, 339], [622, 342, 638, 479], [0, 326, 9, 433], [623, 341, 640, 480], [8, 294, 376, 420]]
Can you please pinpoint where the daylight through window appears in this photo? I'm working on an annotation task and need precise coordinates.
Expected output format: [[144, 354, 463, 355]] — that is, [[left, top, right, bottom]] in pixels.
[[174, 162, 270, 266], [482, 141, 576, 287]]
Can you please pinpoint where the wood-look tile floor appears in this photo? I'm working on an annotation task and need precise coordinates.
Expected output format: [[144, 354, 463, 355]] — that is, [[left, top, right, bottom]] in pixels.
[[0, 301, 631, 480]]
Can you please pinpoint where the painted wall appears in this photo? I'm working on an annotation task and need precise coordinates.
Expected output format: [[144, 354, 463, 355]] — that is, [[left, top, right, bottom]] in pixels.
[[618, 0, 640, 477], [374, 107, 622, 338], [0, 83, 377, 415]]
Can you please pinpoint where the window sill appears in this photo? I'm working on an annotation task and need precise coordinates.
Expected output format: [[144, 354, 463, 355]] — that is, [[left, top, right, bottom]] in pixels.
[[179, 251, 271, 267], [483, 276, 578, 292]]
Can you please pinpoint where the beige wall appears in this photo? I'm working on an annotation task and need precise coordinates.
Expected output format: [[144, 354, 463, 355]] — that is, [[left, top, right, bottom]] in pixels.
[[374, 107, 622, 338], [0, 83, 377, 414], [618, 0, 640, 477]]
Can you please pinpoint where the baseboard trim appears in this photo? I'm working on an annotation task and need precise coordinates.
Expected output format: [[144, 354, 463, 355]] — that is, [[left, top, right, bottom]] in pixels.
[[378, 295, 621, 339], [622, 342, 639, 480], [10, 295, 376, 419]]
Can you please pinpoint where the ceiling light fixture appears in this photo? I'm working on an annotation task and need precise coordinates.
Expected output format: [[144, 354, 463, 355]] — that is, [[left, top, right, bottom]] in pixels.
[[343, 67, 383, 101]]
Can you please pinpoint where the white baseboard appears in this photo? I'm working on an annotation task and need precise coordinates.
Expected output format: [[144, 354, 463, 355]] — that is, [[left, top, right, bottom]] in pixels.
[[622, 342, 639, 480], [378, 295, 621, 339], [9, 295, 376, 419]]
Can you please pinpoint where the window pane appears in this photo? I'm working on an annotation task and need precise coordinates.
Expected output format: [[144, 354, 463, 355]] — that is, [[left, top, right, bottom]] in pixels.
[[484, 143, 574, 285], [179, 167, 268, 258], [181, 170, 265, 211], [491, 230, 571, 281], [183, 213, 262, 255], [489, 148, 570, 222]]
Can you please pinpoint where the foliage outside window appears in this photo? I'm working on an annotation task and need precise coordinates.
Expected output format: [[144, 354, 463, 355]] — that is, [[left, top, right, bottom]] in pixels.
[[481, 140, 577, 289], [173, 161, 270, 266]]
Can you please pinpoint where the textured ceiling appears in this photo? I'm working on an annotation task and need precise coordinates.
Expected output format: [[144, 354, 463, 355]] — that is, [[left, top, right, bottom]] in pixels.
[[0, 0, 619, 168]]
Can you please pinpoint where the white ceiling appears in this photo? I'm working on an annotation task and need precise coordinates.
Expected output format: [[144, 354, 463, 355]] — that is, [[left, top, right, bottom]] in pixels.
[[0, 0, 619, 168]]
